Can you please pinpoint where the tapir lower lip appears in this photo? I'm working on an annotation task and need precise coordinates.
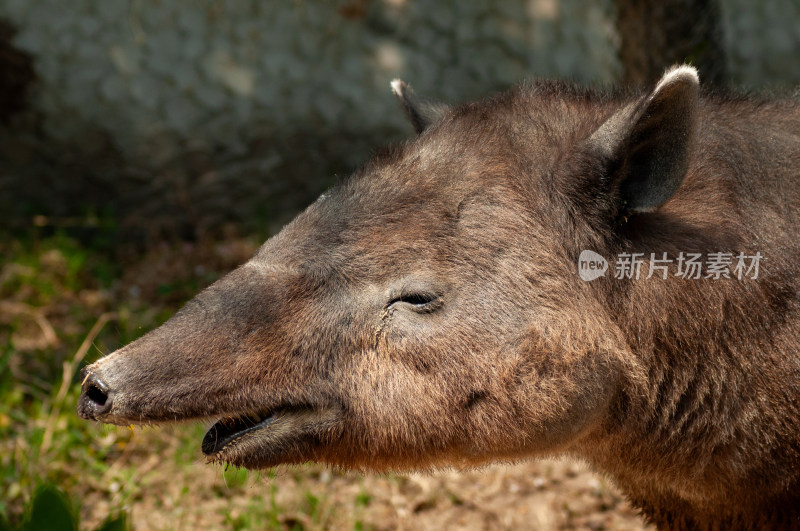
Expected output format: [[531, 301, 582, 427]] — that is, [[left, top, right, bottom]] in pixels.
[[200, 405, 341, 467], [201, 409, 282, 456]]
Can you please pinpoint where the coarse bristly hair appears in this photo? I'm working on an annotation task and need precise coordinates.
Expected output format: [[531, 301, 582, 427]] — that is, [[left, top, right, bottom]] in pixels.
[[80, 67, 800, 530]]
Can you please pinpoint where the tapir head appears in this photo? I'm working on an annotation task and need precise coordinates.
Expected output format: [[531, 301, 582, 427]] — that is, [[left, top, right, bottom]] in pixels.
[[79, 67, 699, 471]]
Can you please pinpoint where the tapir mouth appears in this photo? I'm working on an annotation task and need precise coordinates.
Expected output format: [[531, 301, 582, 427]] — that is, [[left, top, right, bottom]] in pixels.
[[78, 364, 341, 467]]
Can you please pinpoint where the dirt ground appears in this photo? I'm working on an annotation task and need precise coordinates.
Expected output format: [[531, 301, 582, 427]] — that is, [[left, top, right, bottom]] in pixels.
[[79, 425, 651, 531]]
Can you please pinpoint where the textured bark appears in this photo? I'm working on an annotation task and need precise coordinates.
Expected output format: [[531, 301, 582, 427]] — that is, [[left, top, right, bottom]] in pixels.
[[616, 0, 728, 87]]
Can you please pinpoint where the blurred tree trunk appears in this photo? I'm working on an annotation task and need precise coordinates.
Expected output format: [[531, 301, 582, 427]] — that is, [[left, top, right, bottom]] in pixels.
[[616, 0, 728, 87], [0, 19, 35, 123]]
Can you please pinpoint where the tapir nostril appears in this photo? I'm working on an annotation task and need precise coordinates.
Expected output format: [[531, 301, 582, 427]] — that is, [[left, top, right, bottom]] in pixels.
[[86, 383, 108, 406], [78, 372, 113, 420]]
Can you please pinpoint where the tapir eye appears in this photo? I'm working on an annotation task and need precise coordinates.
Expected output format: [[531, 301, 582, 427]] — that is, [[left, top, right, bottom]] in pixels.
[[387, 291, 442, 313]]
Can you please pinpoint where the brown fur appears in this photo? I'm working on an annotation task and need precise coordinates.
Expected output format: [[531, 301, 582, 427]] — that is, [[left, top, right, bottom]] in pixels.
[[79, 68, 800, 529]]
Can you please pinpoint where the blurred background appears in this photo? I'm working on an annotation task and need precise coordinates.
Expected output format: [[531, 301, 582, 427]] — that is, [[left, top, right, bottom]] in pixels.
[[1, 1, 798, 529], [2, 0, 799, 239]]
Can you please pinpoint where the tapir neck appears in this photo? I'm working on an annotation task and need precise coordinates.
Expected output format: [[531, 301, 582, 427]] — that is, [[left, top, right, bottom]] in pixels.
[[583, 100, 800, 527]]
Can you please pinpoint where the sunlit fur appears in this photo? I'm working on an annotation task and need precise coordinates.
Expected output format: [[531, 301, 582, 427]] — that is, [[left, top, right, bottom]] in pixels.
[[80, 68, 800, 529]]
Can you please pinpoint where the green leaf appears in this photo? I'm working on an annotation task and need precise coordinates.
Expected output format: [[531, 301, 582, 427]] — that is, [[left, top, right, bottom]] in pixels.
[[94, 514, 128, 531], [0, 512, 12, 531], [23, 484, 76, 531]]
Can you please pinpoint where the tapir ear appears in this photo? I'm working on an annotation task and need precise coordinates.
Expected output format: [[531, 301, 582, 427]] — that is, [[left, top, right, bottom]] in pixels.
[[588, 65, 700, 214], [391, 79, 450, 134]]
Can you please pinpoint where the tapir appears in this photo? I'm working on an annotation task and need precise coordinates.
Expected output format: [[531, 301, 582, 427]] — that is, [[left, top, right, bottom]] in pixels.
[[78, 66, 800, 529]]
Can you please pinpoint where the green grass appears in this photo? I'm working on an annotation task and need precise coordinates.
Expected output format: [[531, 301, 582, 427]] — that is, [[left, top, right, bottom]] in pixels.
[[0, 232, 134, 527], [0, 231, 229, 528]]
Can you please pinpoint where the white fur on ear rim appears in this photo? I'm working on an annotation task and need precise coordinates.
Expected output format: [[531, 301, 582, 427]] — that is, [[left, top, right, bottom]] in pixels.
[[654, 65, 700, 95], [588, 63, 700, 214], [390, 79, 406, 98], [390, 79, 450, 135]]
